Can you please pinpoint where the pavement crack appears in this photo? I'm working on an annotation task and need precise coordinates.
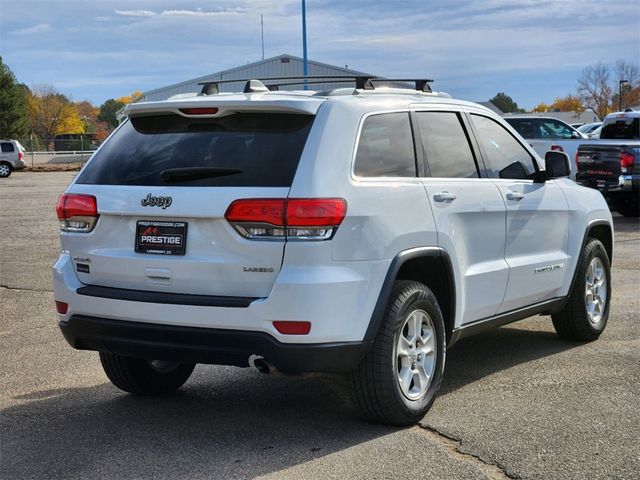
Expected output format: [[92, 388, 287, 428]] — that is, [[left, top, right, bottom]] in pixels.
[[416, 424, 518, 479], [0, 285, 53, 293]]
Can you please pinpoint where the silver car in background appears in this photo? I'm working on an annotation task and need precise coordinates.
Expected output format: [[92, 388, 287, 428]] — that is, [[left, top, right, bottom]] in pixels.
[[0, 139, 27, 177]]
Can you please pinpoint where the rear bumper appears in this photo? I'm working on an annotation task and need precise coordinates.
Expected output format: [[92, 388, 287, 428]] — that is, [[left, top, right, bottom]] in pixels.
[[577, 174, 639, 196], [60, 315, 371, 373]]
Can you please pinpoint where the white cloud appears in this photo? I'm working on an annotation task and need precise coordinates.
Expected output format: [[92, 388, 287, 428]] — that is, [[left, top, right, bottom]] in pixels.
[[115, 10, 157, 17], [10, 23, 51, 35], [114, 8, 245, 19], [160, 8, 245, 17]]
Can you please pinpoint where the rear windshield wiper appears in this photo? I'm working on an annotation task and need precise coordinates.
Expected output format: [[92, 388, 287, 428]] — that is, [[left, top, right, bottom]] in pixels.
[[160, 167, 242, 183]]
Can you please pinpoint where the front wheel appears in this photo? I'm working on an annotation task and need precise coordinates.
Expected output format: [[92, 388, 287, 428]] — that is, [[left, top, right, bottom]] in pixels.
[[99, 352, 195, 395], [351, 280, 446, 425], [552, 238, 611, 341]]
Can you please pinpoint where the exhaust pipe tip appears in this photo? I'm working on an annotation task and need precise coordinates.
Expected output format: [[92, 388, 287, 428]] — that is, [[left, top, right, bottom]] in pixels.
[[249, 355, 271, 374]]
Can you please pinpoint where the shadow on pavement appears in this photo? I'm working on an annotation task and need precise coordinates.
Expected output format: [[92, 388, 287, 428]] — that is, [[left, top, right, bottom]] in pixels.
[[612, 214, 639, 234], [1, 320, 581, 479]]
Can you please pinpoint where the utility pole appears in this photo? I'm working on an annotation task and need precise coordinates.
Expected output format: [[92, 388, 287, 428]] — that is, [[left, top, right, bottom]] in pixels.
[[261, 14, 265, 60], [302, 0, 308, 89]]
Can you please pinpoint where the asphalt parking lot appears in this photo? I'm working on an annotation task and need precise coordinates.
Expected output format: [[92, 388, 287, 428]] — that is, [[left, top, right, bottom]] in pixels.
[[1, 171, 638, 480]]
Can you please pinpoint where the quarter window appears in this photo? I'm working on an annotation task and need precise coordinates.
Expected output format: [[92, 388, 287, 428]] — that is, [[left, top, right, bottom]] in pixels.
[[354, 113, 416, 177], [416, 112, 478, 178], [1, 143, 15, 153], [471, 115, 537, 180]]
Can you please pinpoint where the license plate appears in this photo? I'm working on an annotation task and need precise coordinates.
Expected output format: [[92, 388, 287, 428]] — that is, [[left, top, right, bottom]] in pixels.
[[135, 220, 187, 255]]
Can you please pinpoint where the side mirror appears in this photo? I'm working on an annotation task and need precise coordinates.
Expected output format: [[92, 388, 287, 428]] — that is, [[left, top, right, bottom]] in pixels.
[[571, 131, 581, 139], [545, 151, 571, 178]]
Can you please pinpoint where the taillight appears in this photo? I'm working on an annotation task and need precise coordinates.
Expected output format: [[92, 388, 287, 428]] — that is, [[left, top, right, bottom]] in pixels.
[[225, 198, 346, 240], [575, 151, 580, 170], [620, 152, 634, 172], [56, 193, 98, 232], [18, 151, 24, 161], [551, 145, 564, 152]]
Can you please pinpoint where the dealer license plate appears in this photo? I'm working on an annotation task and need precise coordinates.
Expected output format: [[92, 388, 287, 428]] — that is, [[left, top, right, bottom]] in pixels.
[[135, 220, 187, 255]]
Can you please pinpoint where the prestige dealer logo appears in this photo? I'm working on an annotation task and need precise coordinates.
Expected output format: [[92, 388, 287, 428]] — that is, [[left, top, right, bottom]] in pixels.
[[141, 193, 172, 209]]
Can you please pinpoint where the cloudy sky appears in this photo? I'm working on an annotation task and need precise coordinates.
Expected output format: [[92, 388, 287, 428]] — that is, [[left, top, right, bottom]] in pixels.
[[1, 0, 638, 108]]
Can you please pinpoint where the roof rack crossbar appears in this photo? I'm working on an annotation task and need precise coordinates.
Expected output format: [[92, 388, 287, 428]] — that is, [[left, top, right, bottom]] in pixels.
[[197, 76, 434, 95]]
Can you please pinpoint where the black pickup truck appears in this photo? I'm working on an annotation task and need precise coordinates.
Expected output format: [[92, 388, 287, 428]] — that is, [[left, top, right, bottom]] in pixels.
[[576, 112, 639, 217]]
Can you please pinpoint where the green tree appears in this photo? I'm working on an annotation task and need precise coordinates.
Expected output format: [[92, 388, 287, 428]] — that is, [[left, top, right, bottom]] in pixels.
[[489, 92, 522, 113], [98, 99, 125, 130], [0, 57, 29, 138]]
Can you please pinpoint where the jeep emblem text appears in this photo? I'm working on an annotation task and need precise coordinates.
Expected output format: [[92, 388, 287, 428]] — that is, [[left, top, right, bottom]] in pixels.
[[141, 194, 172, 209]]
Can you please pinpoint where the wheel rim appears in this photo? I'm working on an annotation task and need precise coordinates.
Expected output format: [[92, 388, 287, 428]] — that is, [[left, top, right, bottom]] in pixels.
[[395, 309, 436, 400], [0, 165, 9, 176], [148, 360, 181, 373], [585, 257, 607, 326]]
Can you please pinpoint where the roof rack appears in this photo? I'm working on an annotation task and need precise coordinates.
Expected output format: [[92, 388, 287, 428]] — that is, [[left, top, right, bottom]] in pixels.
[[197, 76, 434, 95]]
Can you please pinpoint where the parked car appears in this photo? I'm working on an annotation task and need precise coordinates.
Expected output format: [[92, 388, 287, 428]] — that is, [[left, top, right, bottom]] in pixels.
[[577, 122, 602, 136], [54, 78, 614, 425], [0, 139, 27, 177], [503, 116, 589, 174], [576, 111, 640, 217]]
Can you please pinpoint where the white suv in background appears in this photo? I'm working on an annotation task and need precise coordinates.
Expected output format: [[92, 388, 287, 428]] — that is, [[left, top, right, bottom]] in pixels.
[[0, 139, 27, 177], [53, 78, 613, 425]]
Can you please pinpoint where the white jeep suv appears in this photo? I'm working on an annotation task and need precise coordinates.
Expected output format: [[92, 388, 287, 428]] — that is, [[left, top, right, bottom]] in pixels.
[[53, 78, 613, 425]]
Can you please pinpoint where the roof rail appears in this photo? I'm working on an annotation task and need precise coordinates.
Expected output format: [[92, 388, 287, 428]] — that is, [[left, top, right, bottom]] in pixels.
[[197, 76, 434, 95]]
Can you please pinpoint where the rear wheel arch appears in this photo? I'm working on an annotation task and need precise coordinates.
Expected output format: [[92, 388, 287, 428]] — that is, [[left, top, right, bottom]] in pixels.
[[365, 247, 456, 345]]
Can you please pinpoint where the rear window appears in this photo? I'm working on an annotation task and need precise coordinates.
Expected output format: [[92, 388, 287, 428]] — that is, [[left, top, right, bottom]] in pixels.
[[76, 113, 314, 187], [601, 117, 640, 140]]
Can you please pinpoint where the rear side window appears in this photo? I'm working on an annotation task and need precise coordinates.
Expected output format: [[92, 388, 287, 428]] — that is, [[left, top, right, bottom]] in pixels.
[[76, 113, 314, 187], [416, 112, 478, 178], [601, 117, 640, 140], [1, 143, 15, 153], [354, 113, 416, 177], [471, 114, 537, 180], [505, 119, 538, 139]]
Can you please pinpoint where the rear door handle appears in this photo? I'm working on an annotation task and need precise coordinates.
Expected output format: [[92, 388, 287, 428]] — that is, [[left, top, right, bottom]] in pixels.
[[506, 191, 525, 201], [433, 191, 457, 202]]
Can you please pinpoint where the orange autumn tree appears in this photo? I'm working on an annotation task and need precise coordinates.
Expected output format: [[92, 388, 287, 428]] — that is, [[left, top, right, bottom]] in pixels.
[[27, 85, 84, 148]]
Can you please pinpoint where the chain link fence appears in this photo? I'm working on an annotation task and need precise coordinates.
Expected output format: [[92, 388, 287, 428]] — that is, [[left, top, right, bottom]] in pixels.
[[14, 135, 103, 167]]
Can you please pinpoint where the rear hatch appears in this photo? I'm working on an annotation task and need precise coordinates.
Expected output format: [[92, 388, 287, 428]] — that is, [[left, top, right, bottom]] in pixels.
[[62, 106, 316, 298]]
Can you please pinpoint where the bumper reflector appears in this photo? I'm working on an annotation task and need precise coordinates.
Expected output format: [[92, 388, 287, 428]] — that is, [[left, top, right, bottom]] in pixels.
[[55, 301, 69, 314], [273, 321, 311, 335]]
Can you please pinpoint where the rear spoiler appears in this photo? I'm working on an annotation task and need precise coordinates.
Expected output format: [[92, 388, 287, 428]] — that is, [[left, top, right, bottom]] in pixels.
[[124, 97, 323, 118]]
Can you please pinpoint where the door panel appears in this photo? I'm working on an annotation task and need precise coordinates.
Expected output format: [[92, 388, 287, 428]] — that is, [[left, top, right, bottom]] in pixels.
[[422, 179, 508, 324], [494, 180, 569, 312]]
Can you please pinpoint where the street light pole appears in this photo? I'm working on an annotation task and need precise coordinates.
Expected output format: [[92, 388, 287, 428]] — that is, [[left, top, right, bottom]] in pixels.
[[302, 0, 308, 89], [619, 79, 628, 111]]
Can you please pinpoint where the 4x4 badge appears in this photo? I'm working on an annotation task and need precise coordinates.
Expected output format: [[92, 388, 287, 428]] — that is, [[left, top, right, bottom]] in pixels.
[[141, 193, 172, 209]]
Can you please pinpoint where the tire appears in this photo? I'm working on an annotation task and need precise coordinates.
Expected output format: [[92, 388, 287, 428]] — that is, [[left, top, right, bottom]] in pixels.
[[351, 280, 446, 426], [612, 195, 639, 218], [99, 352, 195, 395], [0, 162, 12, 178], [552, 239, 611, 341]]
